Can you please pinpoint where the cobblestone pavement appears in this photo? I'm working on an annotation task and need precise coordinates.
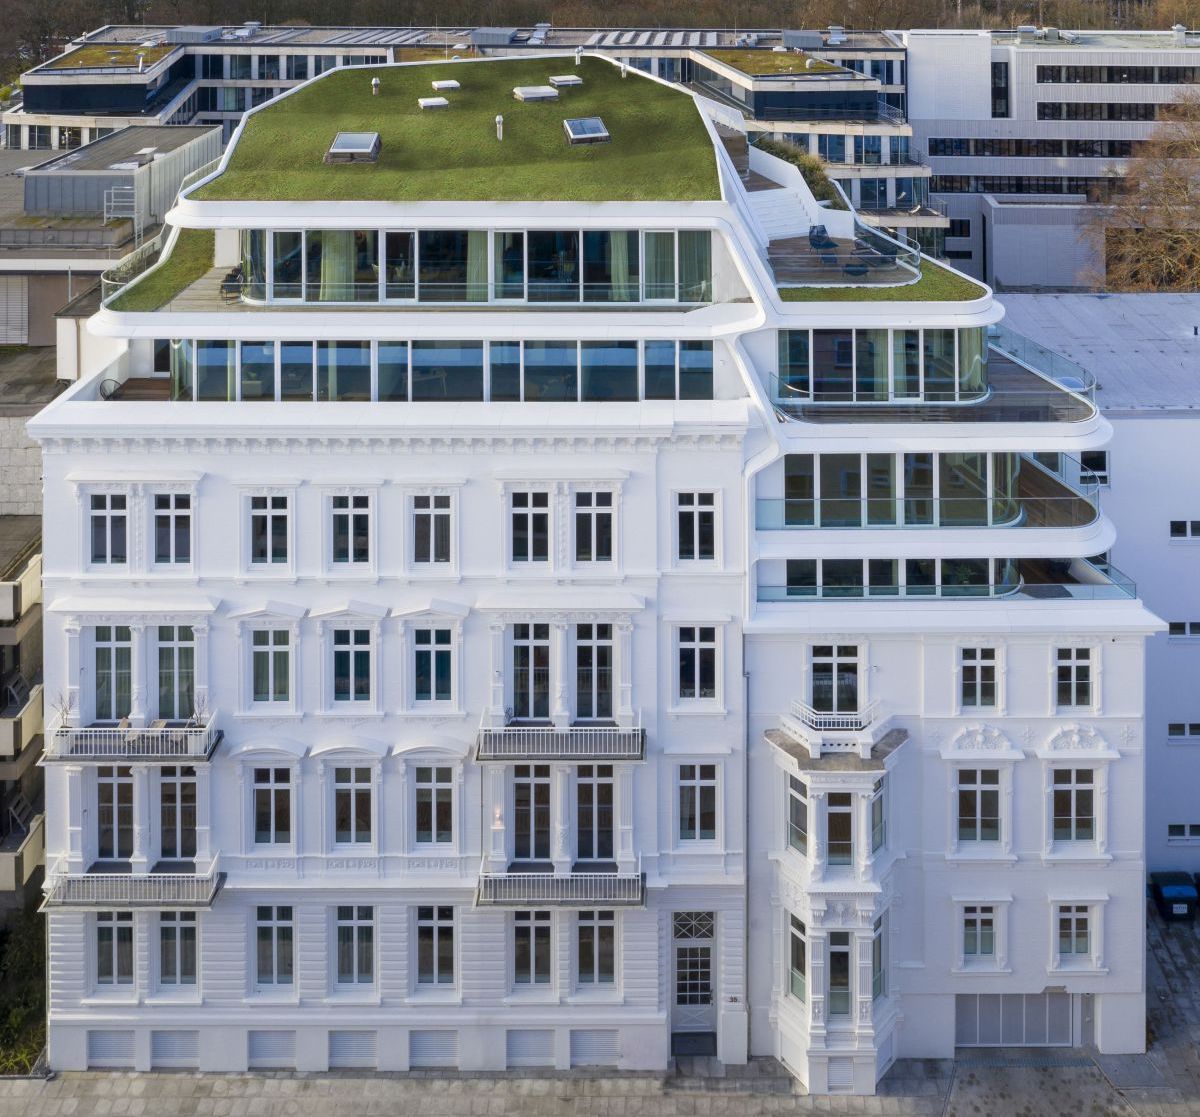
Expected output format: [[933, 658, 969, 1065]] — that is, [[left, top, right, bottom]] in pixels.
[[2, 905, 1199, 1117]]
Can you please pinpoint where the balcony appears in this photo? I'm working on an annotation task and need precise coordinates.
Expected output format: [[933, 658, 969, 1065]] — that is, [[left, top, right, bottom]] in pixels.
[[771, 349, 1095, 424], [756, 455, 1099, 532], [44, 713, 222, 762], [42, 861, 224, 909], [0, 682, 42, 760], [476, 865, 645, 907], [475, 719, 645, 762], [0, 812, 43, 895], [779, 700, 901, 759], [0, 519, 41, 624]]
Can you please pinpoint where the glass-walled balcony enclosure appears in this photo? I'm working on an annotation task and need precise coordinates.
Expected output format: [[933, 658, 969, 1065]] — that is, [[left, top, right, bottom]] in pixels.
[[777, 327, 988, 405], [165, 338, 714, 404], [240, 228, 713, 306], [757, 451, 1098, 530]]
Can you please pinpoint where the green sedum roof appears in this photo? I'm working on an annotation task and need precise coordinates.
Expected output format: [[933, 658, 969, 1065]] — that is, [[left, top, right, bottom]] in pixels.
[[779, 260, 987, 303], [701, 49, 842, 76], [193, 56, 720, 203]]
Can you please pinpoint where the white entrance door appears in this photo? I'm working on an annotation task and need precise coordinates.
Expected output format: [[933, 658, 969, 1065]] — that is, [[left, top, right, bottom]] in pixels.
[[672, 911, 716, 1033]]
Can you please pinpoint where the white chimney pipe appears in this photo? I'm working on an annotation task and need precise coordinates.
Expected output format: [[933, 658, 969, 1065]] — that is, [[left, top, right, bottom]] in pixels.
[[620, 62, 627, 79], [575, 46, 583, 66], [496, 114, 504, 141], [371, 77, 380, 95]]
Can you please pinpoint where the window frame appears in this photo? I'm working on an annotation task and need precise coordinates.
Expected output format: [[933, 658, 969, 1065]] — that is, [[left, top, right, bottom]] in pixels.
[[242, 488, 296, 576], [507, 487, 553, 569], [86, 489, 131, 570], [413, 764, 455, 846], [1054, 646, 1095, 712], [251, 764, 294, 849], [677, 762, 719, 844], [414, 904, 456, 990], [327, 623, 378, 711], [333, 904, 376, 990], [1050, 901, 1104, 972], [512, 910, 554, 989], [157, 910, 198, 992], [576, 909, 617, 989], [673, 490, 719, 566], [94, 910, 135, 991], [572, 486, 616, 568], [254, 904, 295, 992], [408, 490, 457, 572], [325, 489, 376, 574], [331, 763, 376, 849], [151, 488, 194, 569], [958, 646, 999, 713], [674, 624, 720, 706]]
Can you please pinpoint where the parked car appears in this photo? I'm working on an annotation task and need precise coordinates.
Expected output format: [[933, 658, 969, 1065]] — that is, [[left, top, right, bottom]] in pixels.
[[1151, 872, 1198, 921]]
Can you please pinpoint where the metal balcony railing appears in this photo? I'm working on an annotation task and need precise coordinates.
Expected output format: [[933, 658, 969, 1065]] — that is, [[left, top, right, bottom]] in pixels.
[[45, 714, 221, 761], [43, 864, 224, 908], [476, 866, 645, 907], [790, 699, 880, 733], [475, 719, 645, 762]]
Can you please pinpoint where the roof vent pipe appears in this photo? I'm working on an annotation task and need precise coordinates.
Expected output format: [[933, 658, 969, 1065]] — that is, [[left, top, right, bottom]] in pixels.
[[372, 77, 380, 95], [575, 45, 582, 66], [620, 62, 627, 78], [496, 114, 504, 140], [137, 53, 145, 73]]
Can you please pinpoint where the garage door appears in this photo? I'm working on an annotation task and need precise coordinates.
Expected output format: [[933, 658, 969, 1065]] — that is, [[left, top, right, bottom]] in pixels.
[[0, 277, 28, 344], [955, 993, 1072, 1046]]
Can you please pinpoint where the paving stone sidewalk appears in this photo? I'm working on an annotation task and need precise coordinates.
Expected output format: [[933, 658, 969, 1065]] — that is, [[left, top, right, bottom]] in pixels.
[[5, 903, 1200, 1117]]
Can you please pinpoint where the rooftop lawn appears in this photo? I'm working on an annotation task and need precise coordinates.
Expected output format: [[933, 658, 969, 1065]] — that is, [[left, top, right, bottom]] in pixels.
[[194, 56, 720, 203], [779, 260, 987, 303], [702, 49, 842, 77], [46, 43, 177, 70], [108, 228, 213, 312]]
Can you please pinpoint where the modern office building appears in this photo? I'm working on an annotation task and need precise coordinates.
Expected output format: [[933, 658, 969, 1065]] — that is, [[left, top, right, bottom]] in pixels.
[[0, 124, 220, 348], [903, 26, 1200, 289], [997, 292, 1200, 873], [2, 23, 943, 247], [30, 54, 1155, 1091]]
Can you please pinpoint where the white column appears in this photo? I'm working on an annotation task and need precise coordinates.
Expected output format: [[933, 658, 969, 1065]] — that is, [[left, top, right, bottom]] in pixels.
[[616, 765, 635, 872], [811, 792, 827, 883], [855, 930, 875, 1031], [131, 764, 152, 872], [552, 763, 572, 874], [1096, 764, 1110, 855], [487, 766, 507, 870], [488, 622, 506, 722], [195, 764, 212, 867], [129, 622, 148, 726], [855, 789, 872, 883], [64, 623, 82, 728], [551, 622, 570, 727], [617, 619, 634, 726], [193, 621, 210, 719], [808, 929, 827, 1035]]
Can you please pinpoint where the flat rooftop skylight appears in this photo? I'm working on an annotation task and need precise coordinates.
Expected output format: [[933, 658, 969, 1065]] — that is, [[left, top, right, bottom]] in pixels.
[[324, 131, 381, 163], [549, 74, 583, 88], [431, 79, 460, 91], [513, 85, 558, 101], [563, 116, 610, 145]]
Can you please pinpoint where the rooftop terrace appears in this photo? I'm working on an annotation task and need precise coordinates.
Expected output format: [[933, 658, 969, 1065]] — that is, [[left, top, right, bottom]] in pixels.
[[192, 56, 720, 204], [44, 43, 178, 70], [700, 49, 842, 76]]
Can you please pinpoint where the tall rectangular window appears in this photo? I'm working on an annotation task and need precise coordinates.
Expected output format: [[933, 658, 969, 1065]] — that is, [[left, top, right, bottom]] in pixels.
[[333, 628, 372, 703], [514, 911, 552, 985], [250, 495, 289, 565], [958, 769, 1000, 842], [252, 630, 290, 704], [811, 644, 859, 713], [159, 911, 197, 986], [677, 492, 715, 561], [414, 628, 453, 703], [412, 495, 451, 564], [96, 912, 134, 986], [90, 494, 127, 565], [153, 493, 191, 565], [574, 491, 613, 563], [511, 491, 550, 563], [827, 792, 854, 866], [960, 647, 996, 708], [253, 768, 291, 844], [787, 775, 808, 855], [575, 623, 613, 721], [576, 764, 614, 862], [789, 915, 807, 1000], [417, 905, 455, 985], [872, 916, 886, 999], [157, 625, 195, 722], [577, 910, 615, 985], [336, 905, 374, 985], [256, 905, 294, 987], [1052, 769, 1094, 841], [677, 626, 717, 700], [415, 766, 453, 844], [963, 905, 995, 960], [1056, 647, 1092, 709], [870, 778, 886, 853], [513, 624, 551, 721], [331, 494, 370, 565], [94, 625, 132, 723], [514, 764, 551, 861], [97, 765, 133, 860], [828, 931, 851, 1015], [334, 766, 372, 844], [678, 764, 717, 840], [1057, 904, 1090, 959], [160, 765, 197, 860]]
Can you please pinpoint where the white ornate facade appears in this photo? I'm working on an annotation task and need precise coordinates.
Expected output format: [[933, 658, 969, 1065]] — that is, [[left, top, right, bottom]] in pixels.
[[30, 54, 1156, 1092]]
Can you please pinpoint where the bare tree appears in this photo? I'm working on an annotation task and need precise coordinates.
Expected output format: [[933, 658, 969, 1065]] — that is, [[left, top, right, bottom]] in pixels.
[[1087, 87, 1200, 291]]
